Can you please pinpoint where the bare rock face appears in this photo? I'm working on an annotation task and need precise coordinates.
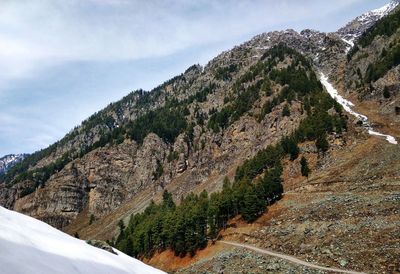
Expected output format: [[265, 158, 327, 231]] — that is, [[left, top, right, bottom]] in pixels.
[[14, 167, 89, 229], [174, 134, 189, 174], [128, 133, 168, 193], [11, 136, 170, 229], [0, 184, 15, 208]]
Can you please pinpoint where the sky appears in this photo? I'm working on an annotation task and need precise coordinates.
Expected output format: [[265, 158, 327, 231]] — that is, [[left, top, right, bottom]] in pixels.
[[0, 0, 389, 156]]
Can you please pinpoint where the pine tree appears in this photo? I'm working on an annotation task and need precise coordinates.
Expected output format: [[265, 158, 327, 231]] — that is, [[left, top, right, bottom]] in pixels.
[[383, 86, 390, 99], [316, 133, 329, 152], [281, 136, 299, 160], [241, 186, 264, 222], [300, 156, 310, 177], [207, 194, 219, 238], [282, 104, 291, 117], [89, 214, 95, 225], [162, 190, 175, 210]]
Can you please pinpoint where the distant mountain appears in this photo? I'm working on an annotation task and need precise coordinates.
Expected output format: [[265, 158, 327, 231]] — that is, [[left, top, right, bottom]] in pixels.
[[0, 154, 28, 176], [0, 206, 165, 274], [337, 0, 399, 45]]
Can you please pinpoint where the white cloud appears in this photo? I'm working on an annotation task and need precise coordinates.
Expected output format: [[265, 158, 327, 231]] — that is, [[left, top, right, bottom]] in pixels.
[[0, 0, 362, 83], [1, 0, 381, 155]]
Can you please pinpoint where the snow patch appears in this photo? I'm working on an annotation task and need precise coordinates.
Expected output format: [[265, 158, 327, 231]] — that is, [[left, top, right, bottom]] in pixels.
[[341, 38, 354, 53], [0, 206, 165, 274], [368, 0, 398, 18], [320, 73, 397, 145], [338, 1, 399, 43], [0, 154, 27, 175]]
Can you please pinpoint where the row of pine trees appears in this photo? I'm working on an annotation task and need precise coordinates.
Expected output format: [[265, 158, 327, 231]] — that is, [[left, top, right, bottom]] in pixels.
[[114, 163, 284, 258]]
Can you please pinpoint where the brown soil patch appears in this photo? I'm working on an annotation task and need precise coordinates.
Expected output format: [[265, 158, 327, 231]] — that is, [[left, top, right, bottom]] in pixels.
[[144, 241, 231, 273]]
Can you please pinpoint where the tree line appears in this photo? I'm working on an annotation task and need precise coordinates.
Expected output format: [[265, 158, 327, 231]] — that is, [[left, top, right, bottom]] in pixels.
[[114, 161, 284, 258]]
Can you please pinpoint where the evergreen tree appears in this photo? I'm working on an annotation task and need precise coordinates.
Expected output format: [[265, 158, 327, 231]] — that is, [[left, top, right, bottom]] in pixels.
[[282, 104, 291, 117], [281, 136, 299, 160], [241, 185, 264, 222], [89, 214, 95, 225], [300, 156, 310, 177], [162, 190, 175, 210], [316, 133, 329, 152], [207, 193, 219, 238], [383, 86, 390, 99]]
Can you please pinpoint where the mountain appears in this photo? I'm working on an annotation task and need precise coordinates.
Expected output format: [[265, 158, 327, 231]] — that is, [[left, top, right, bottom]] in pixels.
[[0, 154, 28, 176], [0, 206, 165, 274], [338, 0, 399, 45], [0, 1, 399, 273]]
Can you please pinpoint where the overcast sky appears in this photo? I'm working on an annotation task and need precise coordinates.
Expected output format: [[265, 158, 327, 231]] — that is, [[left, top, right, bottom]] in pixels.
[[0, 0, 388, 156]]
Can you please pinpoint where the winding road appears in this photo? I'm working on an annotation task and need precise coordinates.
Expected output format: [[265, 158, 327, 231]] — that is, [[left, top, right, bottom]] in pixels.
[[220, 241, 366, 274]]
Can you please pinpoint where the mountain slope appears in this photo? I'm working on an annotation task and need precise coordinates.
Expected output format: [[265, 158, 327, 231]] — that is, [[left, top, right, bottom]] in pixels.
[[0, 2, 399, 273], [0, 154, 27, 176], [337, 0, 399, 44], [0, 206, 165, 274], [0, 0, 396, 232]]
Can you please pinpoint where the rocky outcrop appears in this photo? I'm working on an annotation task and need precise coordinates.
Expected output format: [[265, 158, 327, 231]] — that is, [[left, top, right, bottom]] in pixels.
[[86, 240, 117, 255]]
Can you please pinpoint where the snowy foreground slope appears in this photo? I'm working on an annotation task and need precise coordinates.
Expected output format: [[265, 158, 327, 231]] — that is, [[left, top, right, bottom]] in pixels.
[[0, 206, 165, 274]]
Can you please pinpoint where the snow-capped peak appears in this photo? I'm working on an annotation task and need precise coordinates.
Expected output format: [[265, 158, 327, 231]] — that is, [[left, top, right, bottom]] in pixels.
[[371, 0, 399, 15], [358, 0, 399, 22], [337, 1, 399, 44], [0, 154, 27, 175]]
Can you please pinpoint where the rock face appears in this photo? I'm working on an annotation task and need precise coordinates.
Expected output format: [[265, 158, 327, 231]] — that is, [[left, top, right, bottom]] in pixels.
[[86, 239, 117, 255], [0, 1, 398, 237], [8, 102, 304, 229]]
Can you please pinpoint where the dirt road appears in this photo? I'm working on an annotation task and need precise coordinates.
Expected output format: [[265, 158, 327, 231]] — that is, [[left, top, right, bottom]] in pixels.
[[220, 241, 366, 274]]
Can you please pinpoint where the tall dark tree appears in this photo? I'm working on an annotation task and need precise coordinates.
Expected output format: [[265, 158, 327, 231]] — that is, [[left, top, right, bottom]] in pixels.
[[241, 185, 264, 222], [383, 86, 390, 99], [316, 133, 329, 152], [162, 190, 175, 210], [300, 156, 310, 177], [282, 104, 291, 117], [281, 136, 299, 160]]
